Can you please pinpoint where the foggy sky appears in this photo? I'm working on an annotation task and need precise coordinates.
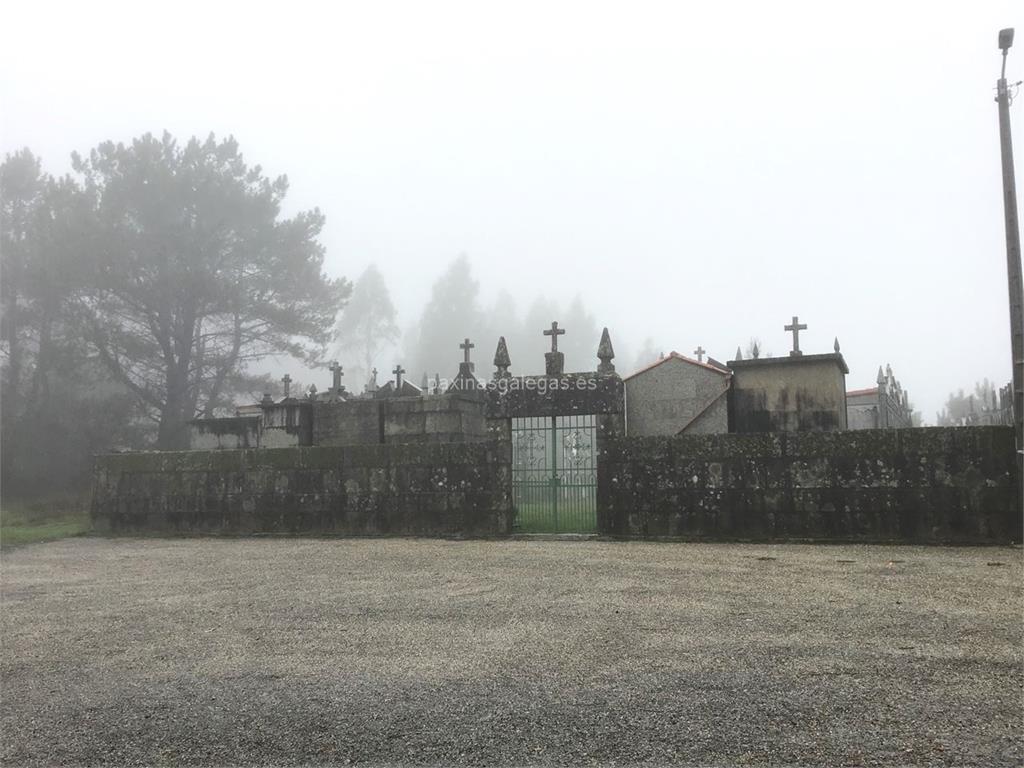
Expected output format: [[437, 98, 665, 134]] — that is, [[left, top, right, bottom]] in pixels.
[[2, 1, 1020, 421]]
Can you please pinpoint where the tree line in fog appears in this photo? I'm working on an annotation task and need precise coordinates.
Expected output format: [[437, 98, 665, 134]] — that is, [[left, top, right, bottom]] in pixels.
[[2, 132, 656, 499]]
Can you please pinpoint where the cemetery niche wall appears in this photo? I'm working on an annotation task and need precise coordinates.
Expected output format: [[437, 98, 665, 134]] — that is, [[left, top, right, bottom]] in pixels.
[[847, 364, 915, 430]]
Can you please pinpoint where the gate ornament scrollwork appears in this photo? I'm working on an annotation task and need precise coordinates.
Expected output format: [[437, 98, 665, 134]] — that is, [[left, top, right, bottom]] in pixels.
[[562, 430, 593, 467], [514, 430, 546, 469], [511, 414, 596, 533]]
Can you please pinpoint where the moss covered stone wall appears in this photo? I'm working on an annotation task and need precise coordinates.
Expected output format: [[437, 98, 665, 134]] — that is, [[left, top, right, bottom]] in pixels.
[[92, 441, 512, 537], [597, 427, 1020, 543]]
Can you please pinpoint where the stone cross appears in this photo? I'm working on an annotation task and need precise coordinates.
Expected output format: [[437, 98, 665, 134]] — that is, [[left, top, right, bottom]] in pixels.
[[329, 361, 344, 391], [543, 321, 565, 353], [460, 337, 475, 363], [784, 316, 807, 356], [393, 364, 405, 389], [281, 374, 292, 398], [693, 345, 705, 363]]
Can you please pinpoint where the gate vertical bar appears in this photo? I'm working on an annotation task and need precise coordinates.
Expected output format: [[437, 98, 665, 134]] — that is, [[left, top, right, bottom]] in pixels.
[[550, 415, 558, 531]]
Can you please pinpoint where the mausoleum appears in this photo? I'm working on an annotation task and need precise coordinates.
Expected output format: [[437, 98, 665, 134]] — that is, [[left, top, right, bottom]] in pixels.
[[624, 351, 730, 435]]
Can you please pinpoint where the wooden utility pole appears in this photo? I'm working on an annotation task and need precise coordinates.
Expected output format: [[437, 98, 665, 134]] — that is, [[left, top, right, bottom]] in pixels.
[[996, 28, 1024, 465]]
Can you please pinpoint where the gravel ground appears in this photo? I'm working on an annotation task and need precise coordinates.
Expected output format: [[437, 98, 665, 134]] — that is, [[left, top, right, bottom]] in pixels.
[[1, 537, 1021, 767]]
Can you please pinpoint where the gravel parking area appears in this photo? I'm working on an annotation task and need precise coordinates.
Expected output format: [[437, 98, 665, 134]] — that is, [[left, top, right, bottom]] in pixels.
[[2, 537, 1021, 766]]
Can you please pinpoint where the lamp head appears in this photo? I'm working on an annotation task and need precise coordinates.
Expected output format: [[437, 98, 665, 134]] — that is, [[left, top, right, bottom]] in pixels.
[[999, 28, 1014, 52]]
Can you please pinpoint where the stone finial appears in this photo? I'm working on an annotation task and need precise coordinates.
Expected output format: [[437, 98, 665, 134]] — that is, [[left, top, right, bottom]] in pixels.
[[434, 373, 441, 395], [877, 366, 886, 386], [366, 368, 378, 394], [307, 384, 317, 400], [784, 315, 807, 356], [421, 372, 429, 392], [834, 337, 841, 353], [281, 373, 292, 398], [261, 391, 274, 405], [885, 363, 893, 382], [493, 336, 511, 380], [597, 327, 616, 374], [735, 346, 743, 361]]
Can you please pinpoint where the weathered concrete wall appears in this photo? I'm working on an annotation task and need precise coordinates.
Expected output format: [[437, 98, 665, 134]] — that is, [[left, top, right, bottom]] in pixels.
[[313, 399, 381, 445], [382, 395, 488, 445], [188, 417, 260, 450], [625, 355, 729, 436], [729, 354, 848, 433], [92, 441, 512, 537], [260, 401, 314, 447], [598, 426, 1020, 543], [847, 390, 881, 430], [313, 395, 489, 447]]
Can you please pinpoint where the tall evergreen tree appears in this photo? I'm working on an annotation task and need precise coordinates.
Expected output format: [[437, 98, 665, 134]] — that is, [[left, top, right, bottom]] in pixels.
[[333, 264, 399, 387], [72, 132, 350, 448], [561, 295, 599, 373], [411, 255, 482, 379], [1, 150, 142, 495]]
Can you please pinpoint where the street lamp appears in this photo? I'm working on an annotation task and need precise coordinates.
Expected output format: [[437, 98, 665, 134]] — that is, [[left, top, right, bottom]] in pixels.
[[995, 28, 1024, 468]]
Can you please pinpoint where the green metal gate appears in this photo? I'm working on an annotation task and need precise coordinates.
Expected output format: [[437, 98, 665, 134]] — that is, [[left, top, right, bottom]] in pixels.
[[511, 414, 597, 533]]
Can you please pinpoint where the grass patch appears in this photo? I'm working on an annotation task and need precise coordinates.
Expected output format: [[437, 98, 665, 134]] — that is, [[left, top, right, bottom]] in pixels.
[[1, 494, 92, 548], [513, 502, 597, 534]]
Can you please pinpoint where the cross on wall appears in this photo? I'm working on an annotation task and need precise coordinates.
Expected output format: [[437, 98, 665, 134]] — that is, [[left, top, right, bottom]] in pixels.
[[329, 361, 344, 390], [543, 321, 565, 353], [460, 337, 475, 363], [785, 316, 807, 356]]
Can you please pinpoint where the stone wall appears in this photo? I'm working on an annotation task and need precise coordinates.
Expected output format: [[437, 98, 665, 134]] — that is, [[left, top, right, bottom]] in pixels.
[[313, 399, 382, 446], [313, 394, 488, 447], [92, 441, 512, 537], [486, 374, 624, 419], [598, 426, 1020, 544], [624, 354, 730, 436]]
